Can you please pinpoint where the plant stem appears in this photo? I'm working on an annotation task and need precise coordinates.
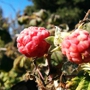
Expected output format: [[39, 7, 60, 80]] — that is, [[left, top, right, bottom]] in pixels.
[[83, 9, 90, 20], [33, 59, 44, 80]]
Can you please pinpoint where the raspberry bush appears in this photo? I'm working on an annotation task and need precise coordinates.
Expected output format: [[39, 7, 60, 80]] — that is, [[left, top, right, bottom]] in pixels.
[[1, 9, 90, 90], [14, 10, 90, 90], [17, 26, 50, 57]]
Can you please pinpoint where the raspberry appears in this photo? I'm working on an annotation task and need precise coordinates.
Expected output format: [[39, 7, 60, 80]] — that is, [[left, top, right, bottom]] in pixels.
[[61, 29, 90, 64], [17, 27, 50, 57]]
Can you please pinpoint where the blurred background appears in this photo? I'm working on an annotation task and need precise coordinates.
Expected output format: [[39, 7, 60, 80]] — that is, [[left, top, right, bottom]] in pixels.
[[0, 0, 90, 89]]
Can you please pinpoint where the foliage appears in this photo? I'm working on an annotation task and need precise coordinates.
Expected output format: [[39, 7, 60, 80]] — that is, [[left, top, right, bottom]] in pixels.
[[0, 0, 90, 90], [27, 0, 90, 29]]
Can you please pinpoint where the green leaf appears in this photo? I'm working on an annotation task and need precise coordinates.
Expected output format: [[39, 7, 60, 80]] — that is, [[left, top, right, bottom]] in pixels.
[[54, 26, 70, 46], [45, 36, 54, 44], [51, 51, 63, 65], [76, 78, 85, 90], [80, 63, 90, 75], [51, 46, 60, 52], [87, 82, 90, 90], [54, 26, 62, 46], [82, 80, 89, 90], [82, 22, 90, 33], [20, 57, 26, 68]]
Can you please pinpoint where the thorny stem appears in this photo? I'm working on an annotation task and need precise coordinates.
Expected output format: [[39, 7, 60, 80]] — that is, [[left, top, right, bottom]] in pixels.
[[64, 75, 76, 79], [45, 54, 65, 82], [83, 9, 90, 21], [33, 58, 44, 81], [44, 54, 55, 81], [36, 68, 44, 80], [76, 9, 90, 29], [33, 54, 52, 82], [79, 9, 90, 25], [44, 54, 51, 72], [33, 56, 77, 88]]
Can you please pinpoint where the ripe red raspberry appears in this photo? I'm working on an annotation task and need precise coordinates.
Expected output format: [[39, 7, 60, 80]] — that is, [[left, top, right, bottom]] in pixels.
[[17, 27, 50, 57], [61, 29, 90, 64]]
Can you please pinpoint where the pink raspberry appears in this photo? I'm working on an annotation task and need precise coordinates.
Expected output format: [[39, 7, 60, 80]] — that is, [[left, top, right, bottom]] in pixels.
[[17, 27, 50, 57], [61, 29, 90, 64]]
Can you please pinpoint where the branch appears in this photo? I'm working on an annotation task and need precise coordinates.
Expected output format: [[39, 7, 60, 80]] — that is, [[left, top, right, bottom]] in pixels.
[[0, 48, 7, 51], [83, 9, 90, 20]]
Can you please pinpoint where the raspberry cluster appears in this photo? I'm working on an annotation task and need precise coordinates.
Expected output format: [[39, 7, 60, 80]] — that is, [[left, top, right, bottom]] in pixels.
[[61, 29, 90, 64], [17, 27, 50, 57]]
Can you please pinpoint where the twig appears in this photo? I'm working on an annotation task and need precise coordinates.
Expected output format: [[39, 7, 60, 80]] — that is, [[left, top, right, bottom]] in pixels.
[[44, 54, 51, 72], [83, 9, 90, 21], [33, 59, 44, 80], [76, 9, 90, 29], [79, 9, 90, 24], [0, 48, 7, 51]]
